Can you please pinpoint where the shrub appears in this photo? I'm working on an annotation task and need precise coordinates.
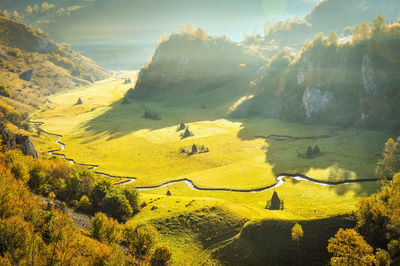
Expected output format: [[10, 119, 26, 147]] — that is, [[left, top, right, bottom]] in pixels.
[[181, 127, 193, 139], [101, 191, 133, 221], [82, 74, 94, 83], [28, 165, 48, 194], [327, 228, 376, 265], [376, 137, 400, 178], [122, 187, 140, 212], [143, 109, 161, 120], [152, 243, 172, 265], [0, 58, 7, 69], [50, 53, 75, 70], [4, 150, 30, 182], [77, 195, 91, 212], [91, 179, 113, 208], [0, 85, 12, 98], [124, 224, 158, 257], [59, 169, 94, 203], [291, 223, 303, 245], [4, 111, 22, 126], [8, 48, 22, 58], [90, 213, 122, 245], [0, 216, 32, 263]]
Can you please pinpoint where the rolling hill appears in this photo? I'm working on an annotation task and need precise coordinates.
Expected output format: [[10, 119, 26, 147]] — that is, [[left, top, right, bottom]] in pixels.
[[126, 27, 265, 111], [0, 15, 109, 112]]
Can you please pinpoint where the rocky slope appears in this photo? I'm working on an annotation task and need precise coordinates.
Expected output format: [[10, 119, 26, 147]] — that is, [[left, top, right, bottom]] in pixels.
[[0, 122, 38, 158], [0, 15, 109, 111]]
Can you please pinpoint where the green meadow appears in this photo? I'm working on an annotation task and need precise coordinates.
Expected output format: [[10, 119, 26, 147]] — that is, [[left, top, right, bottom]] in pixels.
[[32, 75, 389, 264]]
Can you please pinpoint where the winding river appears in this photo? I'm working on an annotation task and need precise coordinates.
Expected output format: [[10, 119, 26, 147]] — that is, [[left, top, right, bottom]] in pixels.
[[30, 121, 380, 192]]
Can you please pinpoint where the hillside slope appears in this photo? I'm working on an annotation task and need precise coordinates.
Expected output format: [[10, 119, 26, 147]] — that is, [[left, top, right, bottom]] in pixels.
[[232, 18, 400, 132], [264, 0, 400, 46], [0, 15, 109, 111], [126, 28, 264, 110]]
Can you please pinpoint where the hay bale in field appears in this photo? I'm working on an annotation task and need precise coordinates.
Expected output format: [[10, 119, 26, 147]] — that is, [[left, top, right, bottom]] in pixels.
[[75, 97, 83, 105]]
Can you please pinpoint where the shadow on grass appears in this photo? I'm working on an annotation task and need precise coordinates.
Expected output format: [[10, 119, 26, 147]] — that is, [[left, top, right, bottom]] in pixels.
[[82, 98, 225, 141], [213, 215, 356, 266], [236, 118, 389, 196], [82, 97, 386, 196]]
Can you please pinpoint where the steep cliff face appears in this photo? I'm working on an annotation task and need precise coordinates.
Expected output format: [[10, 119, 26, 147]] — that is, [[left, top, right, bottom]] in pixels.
[[0, 123, 38, 158], [129, 32, 264, 108], [302, 87, 333, 123], [361, 55, 377, 96]]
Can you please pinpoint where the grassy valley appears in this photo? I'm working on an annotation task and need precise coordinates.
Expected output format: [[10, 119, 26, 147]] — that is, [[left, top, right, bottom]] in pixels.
[[0, 1, 400, 265], [30, 69, 385, 264]]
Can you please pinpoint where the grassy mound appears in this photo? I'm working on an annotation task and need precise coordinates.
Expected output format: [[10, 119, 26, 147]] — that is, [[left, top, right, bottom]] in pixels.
[[214, 215, 355, 265], [128, 193, 265, 264]]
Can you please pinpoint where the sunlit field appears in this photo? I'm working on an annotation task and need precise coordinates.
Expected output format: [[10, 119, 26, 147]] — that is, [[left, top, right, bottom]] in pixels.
[[33, 75, 387, 218], [1, 0, 399, 264]]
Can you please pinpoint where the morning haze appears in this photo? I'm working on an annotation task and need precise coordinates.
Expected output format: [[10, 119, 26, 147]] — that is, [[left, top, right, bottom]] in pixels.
[[0, 0, 399, 265]]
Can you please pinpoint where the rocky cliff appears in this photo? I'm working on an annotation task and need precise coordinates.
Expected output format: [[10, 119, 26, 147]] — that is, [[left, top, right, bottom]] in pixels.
[[0, 122, 38, 158]]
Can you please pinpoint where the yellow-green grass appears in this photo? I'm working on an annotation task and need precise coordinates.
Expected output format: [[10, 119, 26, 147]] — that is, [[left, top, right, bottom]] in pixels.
[[31, 76, 391, 264], [33, 77, 388, 216], [128, 193, 270, 265], [127, 184, 372, 264], [35, 100, 388, 187], [30, 131, 60, 156], [134, 178, 378, 220]]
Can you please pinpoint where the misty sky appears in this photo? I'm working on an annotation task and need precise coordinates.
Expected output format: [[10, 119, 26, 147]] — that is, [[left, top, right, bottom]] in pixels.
[[51, 0, 321, 42], [0, 0, 323, 69]]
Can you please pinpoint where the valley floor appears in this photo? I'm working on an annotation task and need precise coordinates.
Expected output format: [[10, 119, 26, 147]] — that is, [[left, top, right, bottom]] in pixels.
[[31, 73, 389, 264]]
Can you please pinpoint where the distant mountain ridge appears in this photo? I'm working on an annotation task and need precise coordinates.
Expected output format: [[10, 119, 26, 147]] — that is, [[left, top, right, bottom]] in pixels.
[[264, 0, 400, 46]]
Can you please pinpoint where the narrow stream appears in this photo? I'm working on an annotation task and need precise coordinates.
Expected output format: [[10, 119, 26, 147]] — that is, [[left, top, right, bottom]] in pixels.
[[30, 121, 380, 192]]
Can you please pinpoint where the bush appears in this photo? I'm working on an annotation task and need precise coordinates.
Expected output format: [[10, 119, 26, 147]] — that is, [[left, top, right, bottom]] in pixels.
[[152, 243, 172, 265], [0, 58, 7, 69], [327, 228, 376, 265], [8, 48, 22, 58], [91, 179, 113, 208], [143, 109, 161, 120], [4, 150, 30, 182], [50, 53, 75, 70], [90, 213, 122, 244], [124, 224, 158, 257], [376, 137, 400, 178], [77, 195, 91, 212], [0, 216, 32, 263], [101, 191, 133, 221], [28, 165, 49, 194], [0, 85, 12, 98], [59, 169, 94, 203], [122, 187, 140, 212]]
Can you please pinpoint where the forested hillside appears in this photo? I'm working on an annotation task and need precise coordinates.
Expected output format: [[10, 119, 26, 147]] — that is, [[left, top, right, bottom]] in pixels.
[[262, 0, 400, 46], [127, 25, 265, 108], [233, 16, 400, 132]]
